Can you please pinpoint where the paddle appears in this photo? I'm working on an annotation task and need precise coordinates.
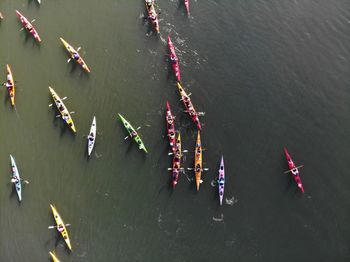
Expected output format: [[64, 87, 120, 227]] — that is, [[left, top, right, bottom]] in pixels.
[[187, 167, 209, 171], [179, 93, 192, 101], [284, 165, 304, 174], [124, 127, 141, 140], [48, 97, 67, 107], [48, 224, 71, 229], [11, 178, 29, 184], [168, 150, 188, 155]]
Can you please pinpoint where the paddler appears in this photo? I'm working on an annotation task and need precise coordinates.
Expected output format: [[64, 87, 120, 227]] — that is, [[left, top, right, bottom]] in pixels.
[[88, 132, 94, 141], [170, 56, 177, 63], [146, 0, 152, 8], [72, 52, 80, 61], [291, 168, 298, 176], [11, 176, 19, 184], [195, 164, 201, 173]]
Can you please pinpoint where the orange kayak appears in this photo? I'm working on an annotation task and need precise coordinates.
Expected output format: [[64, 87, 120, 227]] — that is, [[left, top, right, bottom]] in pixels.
[[194, 131, 202, 191], [6, 64, 15, 106]]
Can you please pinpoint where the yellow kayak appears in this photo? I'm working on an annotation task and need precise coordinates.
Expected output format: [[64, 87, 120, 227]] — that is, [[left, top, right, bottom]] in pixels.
[[50, 204, 72, 251], [60, 37, 90, 72], [194, 131, 202, 191], [48, 86, 76, 133], [6, 64, 15, 106], [49, 251, 60, 262]]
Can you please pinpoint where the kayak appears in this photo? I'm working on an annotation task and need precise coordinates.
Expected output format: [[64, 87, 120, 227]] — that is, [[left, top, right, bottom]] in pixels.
[[184, 0, 190, 14], [177, 82, 201, 130], [37, 0, 41, 4], [194, 131, 202, 191], [49, 252, 60, 262], [15, 10, 41, 42], [118, 113, 148, 153], [218, 156, 225, 205], [60, 37, 91, 73], [166, 101, 176, 153], [87, 116, 96, 156], [50, 204, 72, 251], [6, 64, 16, 106], [48, 86, 76, 133], [171, 132, 181, 188], [10, 155, 22, 202], [145, 0, 160, 34], [0, 12, 3, 20], [284, 148, 305, 193], [167, 36, 181, 82]]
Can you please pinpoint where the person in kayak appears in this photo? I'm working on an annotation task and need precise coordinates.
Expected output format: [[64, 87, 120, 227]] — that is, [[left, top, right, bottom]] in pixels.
[[88, 132, 94, 141], [72, 52, 80, 60], [195, 164, 201, 173], [170, 56, 177, 63], [146, 0, 152, 8], [11, 176, 19, 183], [63, 113, 70, 121], [130, 130, 138, 138], [291, 168, 298, 176], [58, 224, 64, 233]]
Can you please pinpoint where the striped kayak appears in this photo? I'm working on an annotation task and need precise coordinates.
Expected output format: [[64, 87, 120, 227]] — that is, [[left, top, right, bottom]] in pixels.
[[184, 0, 190, 14], [194, 131, 202, 191], [49, 252, 60, 262], [87, 116, 96, 156], [60, 37, 91, 73], [284, 148, 305, 193], [218, 156, 225, 205], [15, 10, 41, 42], [118, 113, 148, 153], [48, 86, 76, 133], [166, 101, 176, 153], [6, 64, 15, 106], [172, 132, 181, 188], [167, 36, 181, 82], [145, 0, 160, 33], [177, 82, 201, 130], [50, 204, 72, 250], [10, 155, 22, 202]]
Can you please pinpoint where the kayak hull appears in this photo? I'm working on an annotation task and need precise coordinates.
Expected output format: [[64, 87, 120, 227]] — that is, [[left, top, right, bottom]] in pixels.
[[49, 252, 60, 262], [172, 132, 181, 188], [284, 148, 305, 193], [145, 0, 160, 33], [10, 155, 22, 201], [118, 113, 148, 153], [50, 204, 72, 250], [60, 37, 91, 72], [194, 131, 202, 191], [87, 116, 96, 156], [15, 10, 41, 42], [48, 86, 77, 133], [6, 64, 15, 106], [218, 156, 225, 205], [166, 101, 176, 153], [167, 36, 181, 82]]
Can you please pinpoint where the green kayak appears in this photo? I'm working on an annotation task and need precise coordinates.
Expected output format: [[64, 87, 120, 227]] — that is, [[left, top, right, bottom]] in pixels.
[[118, 113, 148, 153]]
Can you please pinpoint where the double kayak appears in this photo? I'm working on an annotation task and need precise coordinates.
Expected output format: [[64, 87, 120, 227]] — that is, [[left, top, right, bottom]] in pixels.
[[49, 252, 60, 262], [10, 155, 22, 202], [284, 148, 305, 193], [166, 101, 176, 153], [60, 37, 91, 73], [194, 131, 202, 191], [15, 10, 41, 42], [177, 82, 201, 130], [218, 156, 225, 205], [145, 0, 160, 33], [48, 86, 76, 133], [118, 113, 148, 153], [6, 64, 16, 106], [167, 36, 181, 82], [50, 204, 72, 250], [172, 132, 182, 188], [87, 116, 96, 156]]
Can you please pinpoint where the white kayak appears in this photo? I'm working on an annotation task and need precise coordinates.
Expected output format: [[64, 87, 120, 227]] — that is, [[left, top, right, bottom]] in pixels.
[[87, 116, 96, 156], [10, 155, 22, 201], [37, 0, 41, 4]]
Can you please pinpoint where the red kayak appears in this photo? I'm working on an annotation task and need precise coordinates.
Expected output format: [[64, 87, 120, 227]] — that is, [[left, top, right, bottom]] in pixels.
[[15, 10, 41, 43], [177, 82, 201, 130], [184, 0, 190, 14], [166, 101, 176, 153], [284, 148, 305, 193], [167, 36, 181, 82]]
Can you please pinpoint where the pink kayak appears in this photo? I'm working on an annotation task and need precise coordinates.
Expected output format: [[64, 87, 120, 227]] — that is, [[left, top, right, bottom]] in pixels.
[[167, 36, 181, 82], [284, 148, 305, 193], [15, 10, 41, 43], [166, 101, 176, 153], [218, 156, 225, 205], [184, 0, 190, 14]]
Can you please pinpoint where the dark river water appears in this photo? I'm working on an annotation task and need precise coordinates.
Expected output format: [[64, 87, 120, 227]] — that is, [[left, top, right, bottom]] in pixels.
[[0, 0, 349, 261]]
